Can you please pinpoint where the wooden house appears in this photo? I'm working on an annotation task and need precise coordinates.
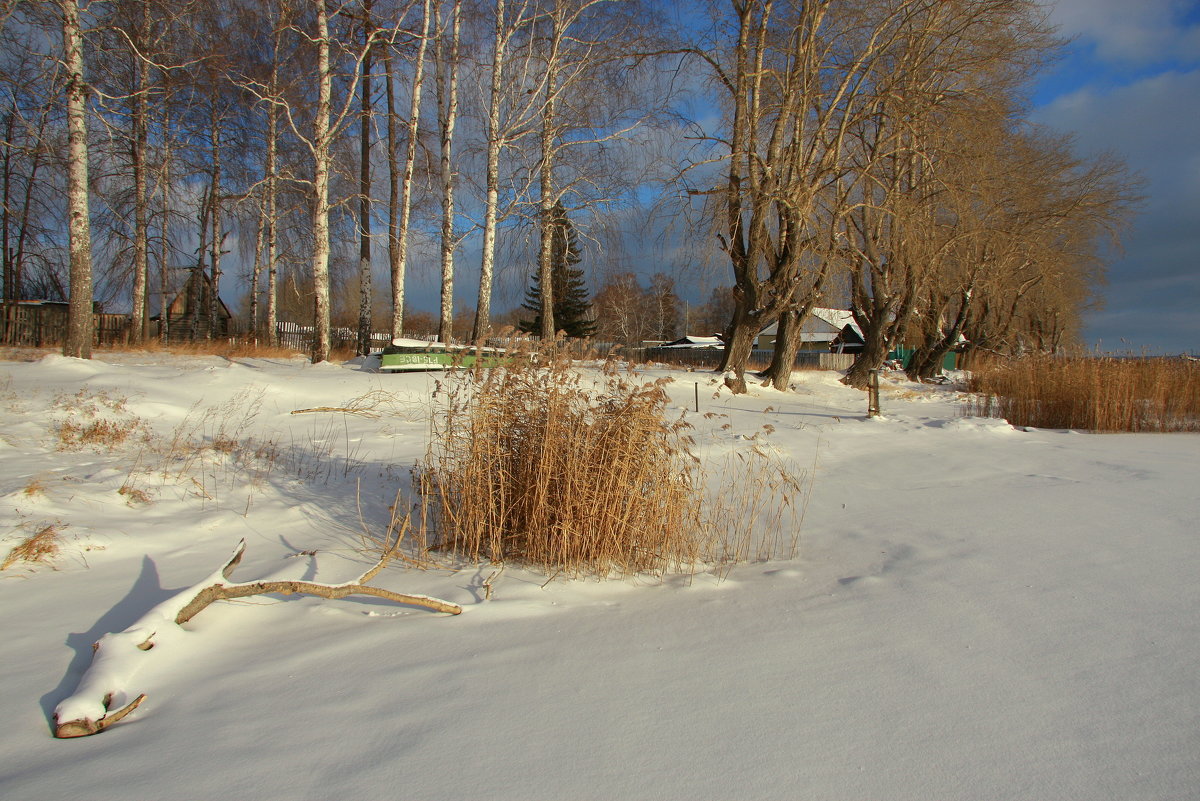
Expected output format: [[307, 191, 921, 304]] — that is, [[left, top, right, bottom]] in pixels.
[[153, 270, 233, 341], [756, 308, 861, 351]]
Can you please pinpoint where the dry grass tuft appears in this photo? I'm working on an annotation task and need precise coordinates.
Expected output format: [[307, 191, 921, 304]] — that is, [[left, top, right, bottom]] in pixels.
[[52, 388, 148, 451], [968, 354, 1200, 432], [55, 387, 130, 415], [2, 524, 62, 571], [329, 344, 358, 361], [96, 340, 305, 359], [416, 342, 806, 577], [118, 484, 153, 506], [704, 442, 809, 567], [149, 387, 285, 496], [0, 346, 54, 363], [210, 435, 241, 454], [58, 418, 143, 450], [289, 388, 422, 420], [22, 477, 46, 497]]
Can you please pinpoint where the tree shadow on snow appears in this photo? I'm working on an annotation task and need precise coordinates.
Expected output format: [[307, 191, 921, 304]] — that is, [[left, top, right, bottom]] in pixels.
[[38, 555, 179, 733]]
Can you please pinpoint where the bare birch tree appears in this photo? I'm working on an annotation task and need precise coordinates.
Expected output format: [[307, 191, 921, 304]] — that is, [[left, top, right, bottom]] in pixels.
[[384, 0, 430, 340], [838, 0, 1058, 388], [698, 0, 904, 393], [62, 0, 93, 359], [434, 0, 462, 343], [252, 1, 384, 362], [239, 0, 300, 347], [252, 20, 283, 345], [468, 0, 548, 342], [356, 0, 376, 355], [127, 1, 152, 343], [522, 0, 649, 341], [310, 3, 336, 360], [471, 0, 515, 342], [0, 37, 58, 313]]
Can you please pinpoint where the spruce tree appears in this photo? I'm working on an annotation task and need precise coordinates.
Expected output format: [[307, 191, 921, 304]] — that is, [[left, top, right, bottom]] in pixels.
[[519, 202, 596, 338]]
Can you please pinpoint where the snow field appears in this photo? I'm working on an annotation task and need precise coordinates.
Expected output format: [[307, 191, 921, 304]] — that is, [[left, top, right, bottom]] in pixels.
[[0, 353, 1197, 800]]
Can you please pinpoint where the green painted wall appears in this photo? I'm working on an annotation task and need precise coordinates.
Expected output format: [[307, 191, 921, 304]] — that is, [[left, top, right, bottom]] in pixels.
[[888, 347, 958, 371]]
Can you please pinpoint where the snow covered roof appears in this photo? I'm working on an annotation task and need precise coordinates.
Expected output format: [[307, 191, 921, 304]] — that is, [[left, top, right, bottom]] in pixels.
[[811, 308, 856, 330], [659, 335, 724, 349], [759, 309, 861, 339]]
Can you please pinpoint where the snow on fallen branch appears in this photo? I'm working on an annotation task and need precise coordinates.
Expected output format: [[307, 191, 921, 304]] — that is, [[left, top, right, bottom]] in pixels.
[[53, 539, 461, 738]]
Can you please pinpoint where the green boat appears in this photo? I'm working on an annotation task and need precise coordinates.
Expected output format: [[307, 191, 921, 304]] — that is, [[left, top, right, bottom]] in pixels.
[[378, 338, 508, 372]]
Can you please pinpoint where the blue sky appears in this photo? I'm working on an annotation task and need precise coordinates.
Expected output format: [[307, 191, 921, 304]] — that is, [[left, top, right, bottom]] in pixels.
[[1031, 0, 1200, 353], [352, 1, 1200, 353]]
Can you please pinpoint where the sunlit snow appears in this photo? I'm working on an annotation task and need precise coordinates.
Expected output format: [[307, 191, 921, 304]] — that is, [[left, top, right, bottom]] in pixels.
[[1, 351, 1196, 799]]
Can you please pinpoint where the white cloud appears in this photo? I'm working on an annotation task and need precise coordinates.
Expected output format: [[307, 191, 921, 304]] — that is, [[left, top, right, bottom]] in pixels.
[[1045, 0, 1200, 64], [1032, 67, 1200, 351], [1034, 69, 1200, 204]]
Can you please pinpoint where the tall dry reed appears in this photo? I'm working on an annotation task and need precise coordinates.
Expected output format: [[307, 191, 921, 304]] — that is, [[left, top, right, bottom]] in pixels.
[[95, 340, 305, 359], [418, 346, 699, 575], [1, 524, 62, 571], [968, 354, 1200, 432], [416, 344, 807, 577]]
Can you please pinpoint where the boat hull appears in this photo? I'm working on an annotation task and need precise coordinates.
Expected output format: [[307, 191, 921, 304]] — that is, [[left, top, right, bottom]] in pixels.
[[378, 343, 508, 372]]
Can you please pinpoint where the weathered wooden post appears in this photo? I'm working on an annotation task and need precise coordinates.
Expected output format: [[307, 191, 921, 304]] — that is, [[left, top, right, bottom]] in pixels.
[[867, 368, 881, 417]]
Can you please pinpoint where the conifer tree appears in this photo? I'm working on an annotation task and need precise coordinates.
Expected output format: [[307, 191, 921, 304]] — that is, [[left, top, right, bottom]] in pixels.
[[519, 202, 595, 338]]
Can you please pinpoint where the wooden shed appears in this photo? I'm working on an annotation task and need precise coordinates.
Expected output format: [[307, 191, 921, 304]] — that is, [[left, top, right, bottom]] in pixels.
[[154, 270, 233, 341], [757, 308, 860, 351]]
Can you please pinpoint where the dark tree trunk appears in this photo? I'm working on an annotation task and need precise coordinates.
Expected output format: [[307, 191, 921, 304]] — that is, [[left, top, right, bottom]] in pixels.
[[719, 308, 764, 394], [844, 318, 891, 389], [764, 291, 826, 390], [356, 1, 374, 356], [762, 310, 799, 390], [2, 111, 12, 307]]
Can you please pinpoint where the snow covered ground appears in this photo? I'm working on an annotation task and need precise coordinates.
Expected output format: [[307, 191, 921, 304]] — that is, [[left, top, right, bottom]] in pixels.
[[1, 350, 1197, 800]]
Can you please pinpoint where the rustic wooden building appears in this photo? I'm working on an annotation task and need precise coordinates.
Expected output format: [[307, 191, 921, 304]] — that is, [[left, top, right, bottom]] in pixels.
[[756, 308, 860, 351], [1, 300, 127, 347], [153, 270, 233, 341]]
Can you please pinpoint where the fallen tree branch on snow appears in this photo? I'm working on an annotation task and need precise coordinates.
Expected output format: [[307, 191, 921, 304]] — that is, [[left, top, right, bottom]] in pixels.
[[53, 539, 461, 738], [289, 405, 377, 417]]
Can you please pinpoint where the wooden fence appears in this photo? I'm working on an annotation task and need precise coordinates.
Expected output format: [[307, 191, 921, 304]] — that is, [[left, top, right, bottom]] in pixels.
[[2, 309, 437, 354], [626, 347, 854, 372], [274, 321, 394, 353], [1, 310, 855, 373], [1, 304, 129, 348]]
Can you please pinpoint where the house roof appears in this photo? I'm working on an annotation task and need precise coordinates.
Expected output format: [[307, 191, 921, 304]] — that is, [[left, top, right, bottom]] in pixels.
[[161, 270, 233, 320], [660, 335, 724, 349], [832, 324, 865, 345], [759, 308, 861, 339], [811, 308, 856, 331]]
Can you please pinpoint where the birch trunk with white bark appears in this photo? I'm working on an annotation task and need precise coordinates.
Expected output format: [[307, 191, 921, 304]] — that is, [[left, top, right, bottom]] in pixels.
[[536, 63, 558, 341], [357, 0, 375, 356], [265, 87, 278, 346], [62, 0, 92, 359], [129, 6, 150, 344], [472, 0, 506, 343], [435, 0, 461, 344], [311, 2, 334, 363], [387, 0, 431, 341], [208, 103, 221, 340], [158, 110, 171, 342]]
